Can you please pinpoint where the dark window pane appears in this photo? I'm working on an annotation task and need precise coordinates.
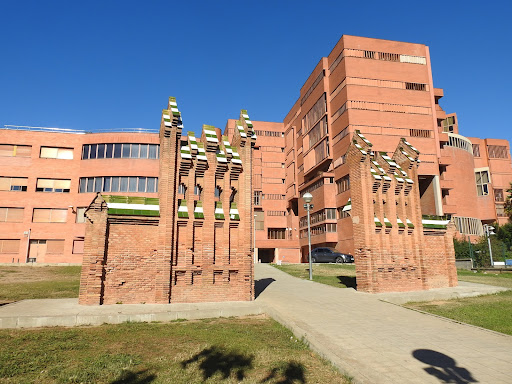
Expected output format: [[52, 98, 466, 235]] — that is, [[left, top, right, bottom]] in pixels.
[[114, 144, 122, 158], [139, 144, 148, 159], [149, 145, 157, 159], [128, 177, 137, 192], [86, 178, 94, 193], [94, 178, 102, 192], [120, 177, 129, 192], [138, 177, 146, 192], [130, 144, 140, 159], [122, 144, 130, 158], [111, 177, 120, 192], [103, 177, 111, 192], [82, 145, 89, 160], [97, 144, 105, 159], [147, 177, 156, 193], [106, 144, 114, 158], [79, 178, 86, 193], [89, 144, 97, 159]]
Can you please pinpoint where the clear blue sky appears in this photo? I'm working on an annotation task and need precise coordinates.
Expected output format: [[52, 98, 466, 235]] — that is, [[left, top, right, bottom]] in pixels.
[[1, 0, 511, 145]]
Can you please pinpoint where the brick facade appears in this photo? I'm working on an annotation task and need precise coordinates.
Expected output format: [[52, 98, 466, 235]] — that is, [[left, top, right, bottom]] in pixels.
[[79, 98, 254, 305]]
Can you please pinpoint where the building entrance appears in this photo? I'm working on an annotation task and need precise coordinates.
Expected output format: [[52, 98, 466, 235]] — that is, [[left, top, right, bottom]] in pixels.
[[258, 248, 275, 263]]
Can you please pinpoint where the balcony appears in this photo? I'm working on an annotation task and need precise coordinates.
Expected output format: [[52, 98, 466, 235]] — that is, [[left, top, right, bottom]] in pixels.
[[440, 179, 454, 190]]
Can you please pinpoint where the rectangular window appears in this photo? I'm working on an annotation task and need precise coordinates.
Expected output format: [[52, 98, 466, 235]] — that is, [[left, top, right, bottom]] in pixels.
[[0, 239, 20, 254], [303, 94, 326, 132], [472, 144, 481, 157], [475, 170, 490, 196], [268, 228, 286, 239], [0, 207, 24, 222], [254, 191, 262, 206], [97, 144, 105, 159], [122, 144, 131, 158], [409, 129, 431, 138], [0, 144, 32, 157], [33, 208, 68, 223], [78, 177, 158, 193], [105, 143, 114, 158], [114, 144, 122, 158], [36, 178, 71, 193], [0, 177, 28, 191], [255, 211, 264, 230], [76, 207, 87, 223], [130, 144, 140, 159], [487, 145, 508, 159], [494, 189, 504, 202], [338, 207, 350, 219], [72, 239, 85, 254], [267, 211, 286, 216], [496, 204, 506, 217], [336, 175, 350, 194], [405, 82, 426, 91], [40, 146, 74, 159], [46, 240, 65, 254]]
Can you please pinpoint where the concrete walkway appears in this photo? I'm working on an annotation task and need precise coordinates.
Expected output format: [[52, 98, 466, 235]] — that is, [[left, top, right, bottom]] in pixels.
[[255, 264, 512, 384]]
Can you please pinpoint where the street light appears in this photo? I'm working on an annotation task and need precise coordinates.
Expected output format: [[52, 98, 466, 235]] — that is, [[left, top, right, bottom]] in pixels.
[[303, 192, 313, 280], [484, 224, 496, 267]]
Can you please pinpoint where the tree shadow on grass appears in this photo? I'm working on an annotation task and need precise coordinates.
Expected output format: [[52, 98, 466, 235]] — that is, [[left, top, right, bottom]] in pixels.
[[255, 278, 276, 298], [260, 361, 306, 384], [110, 369, 156, 384], [412, 349, 478, 383], [181, 346, 253, 381], [337, 276, 357, 289]]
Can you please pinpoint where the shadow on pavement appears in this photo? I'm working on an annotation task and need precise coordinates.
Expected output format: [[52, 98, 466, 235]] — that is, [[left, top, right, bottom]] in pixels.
[[337, 275, 357, 289], [110, 369, 156, 384], [181, 346, 253, 381], [260, 361, 306, 383], [255, 278, 276, 298], [412, 349, 478, 383]]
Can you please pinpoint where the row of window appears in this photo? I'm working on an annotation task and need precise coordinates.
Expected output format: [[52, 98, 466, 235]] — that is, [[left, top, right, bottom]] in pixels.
[[299, 208, 336, 228], [0, 144, 160, 160], [0, 207, 87, 223], [79, 177, 158, 193], [299, 223, 337, 238], [82, 143, 159, 160], [0, 239, 84, 256], [253, 130, 284, 137]]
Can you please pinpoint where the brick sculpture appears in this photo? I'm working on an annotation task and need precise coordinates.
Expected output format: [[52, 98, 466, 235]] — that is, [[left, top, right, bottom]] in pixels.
[[346, 131, 458, 293], [79, 97, 255, 304]]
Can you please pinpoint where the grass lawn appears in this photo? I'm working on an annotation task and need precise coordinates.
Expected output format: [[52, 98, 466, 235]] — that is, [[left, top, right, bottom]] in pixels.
[[0, 316, 351, 384], [0, 266, 81, 304], [405, 270, 512, 336], [272, 263, 356, 288]]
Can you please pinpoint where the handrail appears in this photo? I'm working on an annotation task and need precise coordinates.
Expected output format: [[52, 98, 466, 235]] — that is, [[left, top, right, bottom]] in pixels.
[[1, 125, 159, 134]]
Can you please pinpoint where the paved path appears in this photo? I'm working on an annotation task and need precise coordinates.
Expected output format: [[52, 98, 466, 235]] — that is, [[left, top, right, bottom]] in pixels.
[[255, 264, 512, 384]]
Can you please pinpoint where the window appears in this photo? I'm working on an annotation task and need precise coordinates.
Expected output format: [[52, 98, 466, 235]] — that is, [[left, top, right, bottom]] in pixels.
[[73, 239, 85, 254], [267, 211, 286, 216], [0, 207, 24, 222], [215, 186, 222, 198], [0, 177, 28, 191], [76, 207, 87, 223], [303, 94, 326, 132], [0, 144, 31, 157], [364, 50, 375, 59], [40, 146, 74, 159], [487, 145, 508, 159], [379, 52, 399, 61], [262, 194, 286, 200], [254, 191, 262, 206], [338, 207, 350, 219], [307, 116, 328, 150], [36, 178, 71, 192], [194, 184, 202, 199], [336, 175, 350, 194], [442, 116, 456, 133], [405, 82, 426, 91], [33, 208, 68, 223], [409, 129, 431, 138], [0, 239, 20, 254], [475, 170, 490, 196], [494, 189, 504, 202], [255, 211, 264, 230], [496, 204, 506, 217], [472, 144, 481, 157], [79, 177, 158, 193], [82, 143, 159, 160], [268, 228, 286, 239], [46, 240, 65, 253]]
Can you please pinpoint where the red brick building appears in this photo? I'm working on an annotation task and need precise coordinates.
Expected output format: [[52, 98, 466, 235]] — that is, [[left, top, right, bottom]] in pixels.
[[1, 35, 511, 271], [79, 98, 255, 304]]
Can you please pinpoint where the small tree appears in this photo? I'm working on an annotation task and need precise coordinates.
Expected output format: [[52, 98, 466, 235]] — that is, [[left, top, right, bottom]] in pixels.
[[505, 182, 512, 221]]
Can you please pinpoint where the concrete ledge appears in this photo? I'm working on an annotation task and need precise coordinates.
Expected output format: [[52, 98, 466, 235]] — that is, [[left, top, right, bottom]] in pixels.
[[0, 299, 265, 329], [374, 281, 510, 305]]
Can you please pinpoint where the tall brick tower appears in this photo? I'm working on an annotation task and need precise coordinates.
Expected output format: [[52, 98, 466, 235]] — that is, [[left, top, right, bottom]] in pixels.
[[79, 97, 254, 304]]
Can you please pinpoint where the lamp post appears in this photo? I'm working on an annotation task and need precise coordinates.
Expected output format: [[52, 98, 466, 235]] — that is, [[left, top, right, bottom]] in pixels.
[[484, 224, 495, 267], [303, 192, 313, 280]]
